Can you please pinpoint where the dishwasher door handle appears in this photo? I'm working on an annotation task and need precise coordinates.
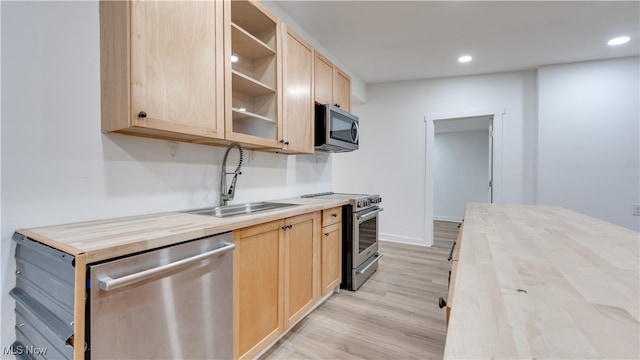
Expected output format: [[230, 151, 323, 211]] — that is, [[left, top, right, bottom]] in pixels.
[[98, 242, 235, 292]]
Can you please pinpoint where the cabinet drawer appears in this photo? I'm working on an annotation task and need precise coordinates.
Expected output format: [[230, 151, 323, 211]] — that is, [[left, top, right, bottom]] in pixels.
[[322, 207, 342, 227]]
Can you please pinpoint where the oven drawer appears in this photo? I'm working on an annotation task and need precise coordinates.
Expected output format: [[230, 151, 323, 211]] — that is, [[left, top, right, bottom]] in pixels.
[[322, 206, 342, 226]]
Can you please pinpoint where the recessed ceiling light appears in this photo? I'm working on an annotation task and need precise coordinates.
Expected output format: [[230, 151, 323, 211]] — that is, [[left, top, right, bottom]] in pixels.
[[608, 36, 630, 46], [230, 55, 239, 63], [458, 55, 472, 63]]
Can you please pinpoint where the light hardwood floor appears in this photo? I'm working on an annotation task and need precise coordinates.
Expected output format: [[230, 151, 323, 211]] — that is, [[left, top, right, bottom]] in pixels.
[[260, 221, 458, 359]]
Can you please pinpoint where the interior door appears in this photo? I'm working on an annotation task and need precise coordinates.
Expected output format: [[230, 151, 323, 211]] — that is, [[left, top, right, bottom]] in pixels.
[[488, 121, 494, 203]]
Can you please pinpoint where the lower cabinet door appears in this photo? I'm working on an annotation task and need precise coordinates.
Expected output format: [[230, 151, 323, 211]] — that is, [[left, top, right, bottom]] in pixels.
[[233, 212, 322, 359], [233, 220, 284, 360], [283, 212, 321, 328], [321, 222, 342, 296]]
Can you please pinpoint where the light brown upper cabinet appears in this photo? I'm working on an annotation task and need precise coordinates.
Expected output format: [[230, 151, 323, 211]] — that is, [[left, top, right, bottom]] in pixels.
[[225, 0, 282, 149], [314, 53, 334, 106], [334, 68, 352, 112], [280, 25, 314, 154], [100, 0, 225, 141], [100, 0, 345, 154], [314, 53, 352, 112]]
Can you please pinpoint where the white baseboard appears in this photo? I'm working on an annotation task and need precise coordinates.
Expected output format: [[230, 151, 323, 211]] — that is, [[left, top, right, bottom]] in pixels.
[[433, 216, 462, 223], [379, 232, 430, 247]]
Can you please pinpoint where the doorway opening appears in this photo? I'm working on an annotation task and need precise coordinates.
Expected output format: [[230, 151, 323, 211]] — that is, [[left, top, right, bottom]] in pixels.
[[424, 108, 504, 246], [434, 116, 493, 222]]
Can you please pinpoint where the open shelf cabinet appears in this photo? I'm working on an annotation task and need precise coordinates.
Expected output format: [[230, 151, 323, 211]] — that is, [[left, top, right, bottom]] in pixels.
[[226, 0, 281, 147]]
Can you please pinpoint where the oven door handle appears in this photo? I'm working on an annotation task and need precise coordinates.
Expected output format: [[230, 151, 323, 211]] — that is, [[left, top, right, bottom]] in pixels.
[[357, 207, 384, 222]]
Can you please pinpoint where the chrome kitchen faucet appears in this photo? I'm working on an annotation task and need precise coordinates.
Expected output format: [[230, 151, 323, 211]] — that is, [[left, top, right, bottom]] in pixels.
[[220, 143, 243, 206]]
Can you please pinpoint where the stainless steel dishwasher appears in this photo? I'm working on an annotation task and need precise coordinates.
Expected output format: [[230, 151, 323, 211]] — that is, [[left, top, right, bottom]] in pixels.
[[87, 232, 234, 359]]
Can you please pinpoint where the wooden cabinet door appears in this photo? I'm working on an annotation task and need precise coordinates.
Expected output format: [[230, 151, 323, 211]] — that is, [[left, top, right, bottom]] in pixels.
[[233, 220, 284, 360], [314, 52, 334, 105], [334, 67, 352, 112], [283, 212, 321, 328], [282, 26, 315, 153], [129, 1, 224, 138], [321, 222, 342, 296], [313, 52, 351, 112], [281, 26, 314, 153]]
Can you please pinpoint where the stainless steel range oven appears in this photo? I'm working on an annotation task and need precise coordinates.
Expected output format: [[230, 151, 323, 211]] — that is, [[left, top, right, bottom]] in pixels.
[[302, 192, 383, 290]]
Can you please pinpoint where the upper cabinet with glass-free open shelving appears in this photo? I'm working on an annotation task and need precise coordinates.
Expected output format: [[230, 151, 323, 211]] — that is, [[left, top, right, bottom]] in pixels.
[[100, 0, 349, 155], [226, 0, 281, 147]]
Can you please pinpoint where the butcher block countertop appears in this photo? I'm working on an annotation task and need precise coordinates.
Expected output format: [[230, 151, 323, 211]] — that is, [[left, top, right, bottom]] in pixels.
[[15, 198, 348, 264], [444, 203, 639, 359]]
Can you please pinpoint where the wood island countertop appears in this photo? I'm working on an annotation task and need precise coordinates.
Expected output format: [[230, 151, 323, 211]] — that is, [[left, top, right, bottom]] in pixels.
[[444, 203, 639, 359], [15, 197, 348, 264]]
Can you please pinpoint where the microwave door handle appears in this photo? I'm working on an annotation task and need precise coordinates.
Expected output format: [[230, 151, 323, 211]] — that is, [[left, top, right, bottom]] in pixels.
[[352, 121, 360, 143], [325, 106, 332, 143]]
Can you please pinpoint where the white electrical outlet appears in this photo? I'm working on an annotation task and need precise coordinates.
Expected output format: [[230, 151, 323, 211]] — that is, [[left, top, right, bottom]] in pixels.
[[633, 204, 640, 216], [168, 141, 179, 161]]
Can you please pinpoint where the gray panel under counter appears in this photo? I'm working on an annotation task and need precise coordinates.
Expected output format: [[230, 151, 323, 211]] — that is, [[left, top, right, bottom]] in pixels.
[[10, 233, 75, 360]]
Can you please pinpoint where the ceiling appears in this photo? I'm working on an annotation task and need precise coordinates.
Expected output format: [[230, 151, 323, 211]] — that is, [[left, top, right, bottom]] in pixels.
[[274, 1, 640, 84]]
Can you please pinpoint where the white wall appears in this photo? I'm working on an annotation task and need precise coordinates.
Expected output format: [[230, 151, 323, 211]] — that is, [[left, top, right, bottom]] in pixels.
[[334, 71, 538, 245], [334, 57, 639, 247], [434, 130, 490, 222], [0, 1, 332, 349], [538, 57, 640, 231]]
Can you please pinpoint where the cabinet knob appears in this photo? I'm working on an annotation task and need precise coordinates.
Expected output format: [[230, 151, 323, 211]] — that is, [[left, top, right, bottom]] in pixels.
[[438, 297, 447, 309], [324, 232, 330, 236], [334, 103, 341, 108], [280, 139, 289, 145], [332, 213, 338, 217], [138, 111, 147, 118]]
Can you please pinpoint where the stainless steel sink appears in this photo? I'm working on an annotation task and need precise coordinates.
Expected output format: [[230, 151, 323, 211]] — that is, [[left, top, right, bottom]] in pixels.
[[185, 202, 300, 218]]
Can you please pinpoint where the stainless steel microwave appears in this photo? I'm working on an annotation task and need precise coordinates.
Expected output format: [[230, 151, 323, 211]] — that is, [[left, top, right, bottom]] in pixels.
[[314, 104, 359, 153]]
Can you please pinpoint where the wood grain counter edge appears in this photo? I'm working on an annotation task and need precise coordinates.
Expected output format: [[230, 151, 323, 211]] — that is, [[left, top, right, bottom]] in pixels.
[[15, 198, 349, 264]]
